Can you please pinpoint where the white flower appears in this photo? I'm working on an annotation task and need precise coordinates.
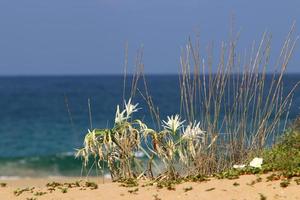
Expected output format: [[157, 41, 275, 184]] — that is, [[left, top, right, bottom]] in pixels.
[[249, 157, 263, 168], [84, 129, 96, 153], [114, 99, 140, 124], [182, 121, 205, 140], [162, 114, 185, 133], [233, 164, 246, 169], [124, 98, 140, 117], [114, 105, 127, 124]]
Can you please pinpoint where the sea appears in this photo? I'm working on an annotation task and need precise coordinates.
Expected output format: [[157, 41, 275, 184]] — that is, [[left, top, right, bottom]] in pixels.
[[0, 75, 299, 178]]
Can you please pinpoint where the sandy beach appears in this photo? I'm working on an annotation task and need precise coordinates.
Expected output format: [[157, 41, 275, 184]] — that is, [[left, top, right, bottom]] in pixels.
[[0, 174, 299, 200]]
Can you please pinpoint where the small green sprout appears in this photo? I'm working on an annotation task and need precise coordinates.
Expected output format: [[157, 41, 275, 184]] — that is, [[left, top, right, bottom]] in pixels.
[[183, 186, 193, 192], [60, 187, 68, 193], [233, 182, 240, 186], [0, 182, 7, 187], [13, 187, 34, 196], [26, 198, 37, 200], [153, 194, 162, 200], [259, 193, 267, 200]]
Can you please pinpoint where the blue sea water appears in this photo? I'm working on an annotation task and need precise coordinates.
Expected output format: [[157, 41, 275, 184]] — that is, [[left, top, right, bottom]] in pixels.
[[0, 75, 299, 177]]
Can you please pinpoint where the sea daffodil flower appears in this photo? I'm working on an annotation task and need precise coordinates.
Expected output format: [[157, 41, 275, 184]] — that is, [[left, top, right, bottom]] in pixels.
[[162, 114, 185, 134], [124, 98, 140, 117], [114, 105, 127, 124], [182, 121, 205, 141]]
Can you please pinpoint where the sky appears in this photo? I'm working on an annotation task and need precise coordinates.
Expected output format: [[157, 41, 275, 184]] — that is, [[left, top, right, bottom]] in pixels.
[[0, 0, 299, 75]]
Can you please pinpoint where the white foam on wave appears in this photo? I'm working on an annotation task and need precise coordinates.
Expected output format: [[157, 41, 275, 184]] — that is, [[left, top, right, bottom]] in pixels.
[[0, 176, 21, 180], [56, 151, 75, 157], [104, 173, 111, 179]]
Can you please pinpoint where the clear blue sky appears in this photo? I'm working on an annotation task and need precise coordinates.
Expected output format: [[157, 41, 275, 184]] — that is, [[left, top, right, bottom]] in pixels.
[[0, 0, 299, 75]]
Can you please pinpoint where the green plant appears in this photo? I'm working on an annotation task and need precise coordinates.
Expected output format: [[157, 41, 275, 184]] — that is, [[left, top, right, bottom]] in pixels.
[[279, 179, 290, 188], [261, 121, 300, 177]]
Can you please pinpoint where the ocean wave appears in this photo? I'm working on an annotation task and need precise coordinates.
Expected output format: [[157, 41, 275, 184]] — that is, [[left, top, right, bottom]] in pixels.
[[0, 151, 149, 177], [0, 153, 83, 177]]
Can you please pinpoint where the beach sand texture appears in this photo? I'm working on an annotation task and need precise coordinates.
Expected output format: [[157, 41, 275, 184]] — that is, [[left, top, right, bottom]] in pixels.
[[0, 174, 299, 200]]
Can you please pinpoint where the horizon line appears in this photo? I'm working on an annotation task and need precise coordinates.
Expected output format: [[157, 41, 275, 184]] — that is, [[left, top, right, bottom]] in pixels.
[[1, 72, 300, 77]]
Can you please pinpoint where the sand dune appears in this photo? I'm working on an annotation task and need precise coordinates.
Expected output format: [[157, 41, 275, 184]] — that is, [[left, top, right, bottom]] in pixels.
[[0, 174, 299, 200]]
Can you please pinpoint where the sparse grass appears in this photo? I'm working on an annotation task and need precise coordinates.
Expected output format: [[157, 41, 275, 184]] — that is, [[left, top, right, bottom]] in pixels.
[[13, 187, 34, 196], [44, 180, 96, 193], [176, 25, 299, 176]]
